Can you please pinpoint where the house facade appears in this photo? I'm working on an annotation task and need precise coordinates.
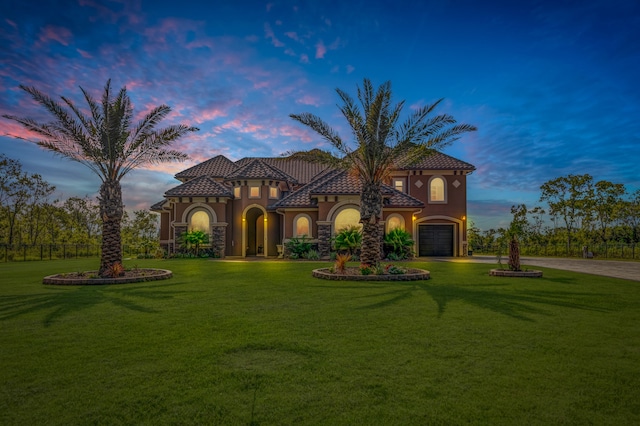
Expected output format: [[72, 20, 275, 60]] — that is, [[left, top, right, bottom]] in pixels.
[[151, 152, 475, 258]]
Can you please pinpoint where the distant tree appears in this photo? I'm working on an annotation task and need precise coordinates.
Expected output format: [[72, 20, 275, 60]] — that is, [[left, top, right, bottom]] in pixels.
[[22, 174, 56, 245], [122, 210, 159, 255], [290, 78, 476, 265], [62, 196, 101, 244], [619, 189, 640, 243], [0, 154, 55, 245], [3, 80, 197, 276], [590, 180, 626, 244], [540, 174, 593, 252]]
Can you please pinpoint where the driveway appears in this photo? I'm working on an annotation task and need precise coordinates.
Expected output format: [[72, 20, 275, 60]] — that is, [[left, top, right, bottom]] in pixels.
[[434, 255, 640, 282]]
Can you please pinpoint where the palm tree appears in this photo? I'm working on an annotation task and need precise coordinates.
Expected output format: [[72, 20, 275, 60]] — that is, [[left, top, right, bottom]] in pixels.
[[290, 79, 476, 265], [3, 80, 198, 276]]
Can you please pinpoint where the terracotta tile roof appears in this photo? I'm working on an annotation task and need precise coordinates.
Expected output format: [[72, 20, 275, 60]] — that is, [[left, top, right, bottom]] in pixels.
[[225, 159, 298, 183], [165, 175, 233, 197], [271, 170, 423, 209], [174, 155, 238, 180], [150, 200, 168, 211], [400, 151, 476, 171], [235, 157, 327, 184]]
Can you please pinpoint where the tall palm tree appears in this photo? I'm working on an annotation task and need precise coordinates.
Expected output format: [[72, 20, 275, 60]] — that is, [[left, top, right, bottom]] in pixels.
[[3, 80, 198, 276], [290, 79, 476, 265]]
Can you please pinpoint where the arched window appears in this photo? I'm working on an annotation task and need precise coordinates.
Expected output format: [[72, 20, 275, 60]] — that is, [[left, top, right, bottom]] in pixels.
[[294, 215, 310, 237], [189, 210, 210, 233], [386, 214, 405, 233], [334, 208, 361, 233], [429, 177, 446, 203]]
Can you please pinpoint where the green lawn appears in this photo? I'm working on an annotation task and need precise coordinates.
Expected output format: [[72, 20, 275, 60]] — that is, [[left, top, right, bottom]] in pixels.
[[1, 259, 638, 425]]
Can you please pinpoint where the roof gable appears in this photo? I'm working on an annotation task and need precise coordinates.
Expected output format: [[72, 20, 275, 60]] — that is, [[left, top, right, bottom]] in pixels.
[[174, 155, 237, 180], [400, 151, 475, 171], [272, 170, 423, 209], [225, 159, 298, 183], [165, 175, 233, 198]]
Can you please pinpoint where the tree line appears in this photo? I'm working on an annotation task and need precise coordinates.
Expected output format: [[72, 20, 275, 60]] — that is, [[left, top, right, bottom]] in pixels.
[[469, 174, 640, 257], [0, 153, 159, 259]]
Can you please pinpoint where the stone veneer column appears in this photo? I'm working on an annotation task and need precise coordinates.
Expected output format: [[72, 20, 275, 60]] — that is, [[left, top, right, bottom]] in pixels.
[[173, 224, 187, 254], [317, 221, 333, 259], [211, 223, 227, 259]]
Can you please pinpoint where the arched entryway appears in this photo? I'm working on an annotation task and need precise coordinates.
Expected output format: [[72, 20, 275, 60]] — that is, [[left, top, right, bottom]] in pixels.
[[243, 205, 268, 257]]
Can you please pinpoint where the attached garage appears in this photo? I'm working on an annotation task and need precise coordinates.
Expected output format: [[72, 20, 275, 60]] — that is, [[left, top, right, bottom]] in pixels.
[[418, 224, 454, 256]]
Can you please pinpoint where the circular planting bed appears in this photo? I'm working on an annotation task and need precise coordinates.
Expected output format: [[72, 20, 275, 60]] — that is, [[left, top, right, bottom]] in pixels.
[[43, 269, 173, 285], [312, 267, 430, 281], [489, 269, 543, 278]]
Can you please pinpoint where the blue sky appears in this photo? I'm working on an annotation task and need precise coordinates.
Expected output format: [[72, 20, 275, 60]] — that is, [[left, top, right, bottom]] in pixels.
[[1, 0, 638, 230]]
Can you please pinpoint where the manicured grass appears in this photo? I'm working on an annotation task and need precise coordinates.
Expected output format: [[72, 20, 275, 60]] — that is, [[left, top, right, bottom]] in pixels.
[[1, 259, 639, 424]]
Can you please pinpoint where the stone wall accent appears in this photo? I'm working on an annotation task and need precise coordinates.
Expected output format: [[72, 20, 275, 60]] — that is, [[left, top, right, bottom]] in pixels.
[[211, 223, 227, 258], [173, 224, 187, 253], [317, 221, 332, 259]]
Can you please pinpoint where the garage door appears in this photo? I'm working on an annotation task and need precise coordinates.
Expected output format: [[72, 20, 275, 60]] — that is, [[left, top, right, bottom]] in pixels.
[[418, 225, 454, 256]]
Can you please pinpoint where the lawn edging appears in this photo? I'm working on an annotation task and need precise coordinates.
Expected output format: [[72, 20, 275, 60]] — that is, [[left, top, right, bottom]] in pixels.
[[43, 269, 173, 285], [312, 267, 430, 281]]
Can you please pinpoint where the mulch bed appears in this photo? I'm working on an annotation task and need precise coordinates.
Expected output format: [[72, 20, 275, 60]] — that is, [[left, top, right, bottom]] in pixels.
[[43, 269, 173, 285]]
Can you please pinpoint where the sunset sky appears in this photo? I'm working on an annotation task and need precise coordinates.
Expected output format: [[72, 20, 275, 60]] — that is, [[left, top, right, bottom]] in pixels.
[[1, 0, 638, 230]]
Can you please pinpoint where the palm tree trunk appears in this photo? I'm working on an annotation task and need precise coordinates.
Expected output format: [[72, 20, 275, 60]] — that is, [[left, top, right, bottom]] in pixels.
[[360, 181, 383, 265], [98, 179, 124, 277], [508, 235, 521, 272]]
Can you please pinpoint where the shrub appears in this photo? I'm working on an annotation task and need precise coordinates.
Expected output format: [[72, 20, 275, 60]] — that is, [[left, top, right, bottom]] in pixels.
[[384, 228, 414, 259], [385, 264, 407, 275], [334, 253, 351, 274], [359, 263, 373, 275], [286, 235, 312, 259], [304, 249, 320, 260], [333, 226, 362, 255], [180, 230, 209, 256], [106, 262, 124, 278]]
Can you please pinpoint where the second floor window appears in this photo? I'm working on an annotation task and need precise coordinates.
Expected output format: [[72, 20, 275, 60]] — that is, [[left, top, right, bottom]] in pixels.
[[429, 177, 445, 202]]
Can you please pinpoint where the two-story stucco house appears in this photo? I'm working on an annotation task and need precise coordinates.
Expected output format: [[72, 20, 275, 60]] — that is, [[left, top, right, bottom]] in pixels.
[[151, 152, 475, 258]]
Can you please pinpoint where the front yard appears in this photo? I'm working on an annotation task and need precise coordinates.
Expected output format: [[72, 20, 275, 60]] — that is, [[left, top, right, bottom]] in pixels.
[[1, 259, 638, 424]]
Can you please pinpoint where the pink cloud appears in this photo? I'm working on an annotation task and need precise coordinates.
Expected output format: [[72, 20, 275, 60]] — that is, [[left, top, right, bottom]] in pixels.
[[6, 19, 17, 29], [296, 95, 320, 107], [38, 25, 72, 46], [300, 54, 309, 64], [0, 121, 42, 142], [76, 48, 92, 58], [315, 40, 326, 58], [264, 22, 284, 47], [285, 31, 299, 41], [346, 65, 355, 74]]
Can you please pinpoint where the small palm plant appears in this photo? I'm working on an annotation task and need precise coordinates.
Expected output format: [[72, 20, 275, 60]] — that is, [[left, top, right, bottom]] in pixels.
[[333, 225, 362, 256], [334, 253, 352, 274], [383, 228, 414, 259]]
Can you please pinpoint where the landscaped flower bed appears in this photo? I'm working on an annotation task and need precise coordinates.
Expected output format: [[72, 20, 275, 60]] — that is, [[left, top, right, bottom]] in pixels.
[[43, 268, 173, 285], [312, 267, 430, 281]]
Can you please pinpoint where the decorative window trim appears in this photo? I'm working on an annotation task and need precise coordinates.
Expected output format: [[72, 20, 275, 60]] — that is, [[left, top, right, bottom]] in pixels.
[[332, 205, 362, 234], [269, 186, 279, 199], [428, 176, 447, 204], [249, 185, 261, 199], [293, 213, 313, 238], [181, 203, 217, 224], [392, 178, 406, 193]]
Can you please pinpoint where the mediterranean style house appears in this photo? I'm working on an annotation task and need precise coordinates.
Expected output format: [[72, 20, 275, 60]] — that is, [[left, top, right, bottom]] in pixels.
[[151, 152, 475, 258]]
